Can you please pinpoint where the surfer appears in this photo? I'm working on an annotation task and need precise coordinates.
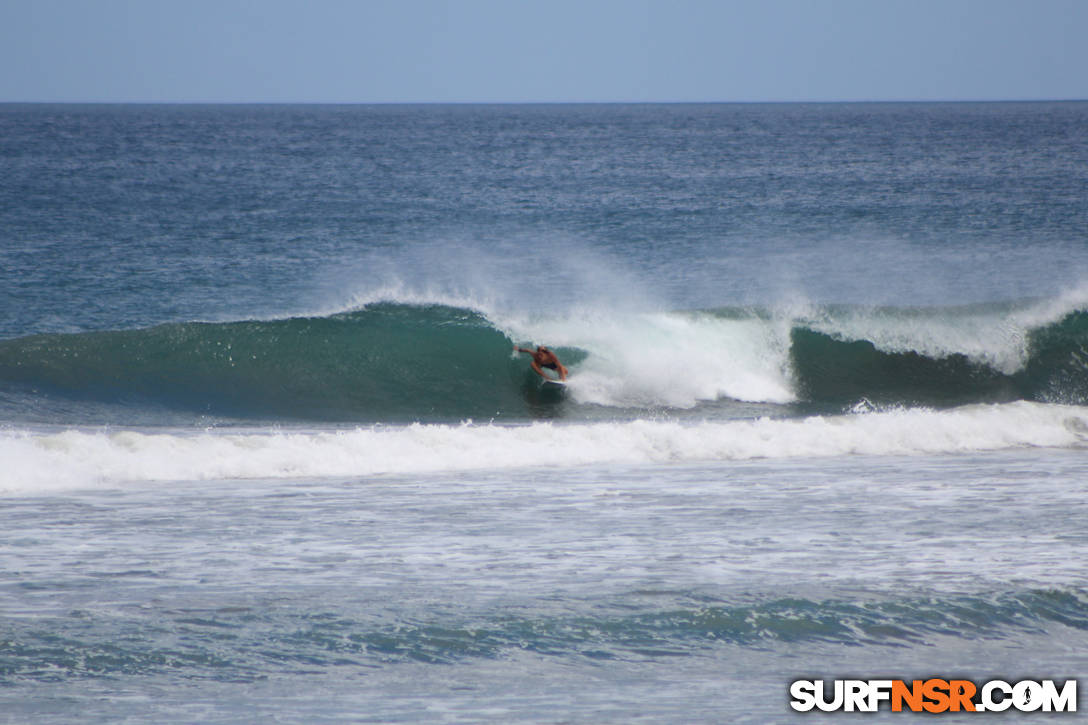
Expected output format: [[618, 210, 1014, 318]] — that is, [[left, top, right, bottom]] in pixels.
[[514, 345, 569, 381]]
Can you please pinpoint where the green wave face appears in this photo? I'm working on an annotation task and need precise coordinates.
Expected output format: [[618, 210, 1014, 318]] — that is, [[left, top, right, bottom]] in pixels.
[[789, 328, 1021, 407], [791, 309, 1088, 408], [0, 304, 571, 422], [1023, 310, 1088, 404]]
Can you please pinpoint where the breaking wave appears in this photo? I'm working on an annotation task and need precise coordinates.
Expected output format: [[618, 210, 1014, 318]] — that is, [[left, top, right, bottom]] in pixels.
[[2, 292, 1088, 422]]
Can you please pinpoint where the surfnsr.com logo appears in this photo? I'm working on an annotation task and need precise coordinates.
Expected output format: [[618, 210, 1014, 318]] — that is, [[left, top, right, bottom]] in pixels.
[[789, 679, 1077, 713]]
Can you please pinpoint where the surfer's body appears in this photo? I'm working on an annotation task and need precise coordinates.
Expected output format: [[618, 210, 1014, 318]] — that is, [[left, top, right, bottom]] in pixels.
[[514, 345, 569, 381]]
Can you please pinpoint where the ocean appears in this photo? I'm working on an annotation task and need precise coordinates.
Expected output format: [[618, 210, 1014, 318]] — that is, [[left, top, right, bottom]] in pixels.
[[1, 102, 1087, 722]]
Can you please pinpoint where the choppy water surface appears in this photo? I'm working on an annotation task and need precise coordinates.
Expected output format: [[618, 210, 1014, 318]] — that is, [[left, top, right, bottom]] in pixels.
[[4, 450, 1088, 722]]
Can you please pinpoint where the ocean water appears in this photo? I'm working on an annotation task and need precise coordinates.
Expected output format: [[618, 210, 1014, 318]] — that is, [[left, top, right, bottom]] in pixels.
[[2, 102, 1087, 722]]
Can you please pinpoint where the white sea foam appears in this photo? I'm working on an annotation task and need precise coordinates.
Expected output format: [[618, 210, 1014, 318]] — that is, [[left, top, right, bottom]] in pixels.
[[501, 308, 796, 408], [3, 402, 1086, 494]]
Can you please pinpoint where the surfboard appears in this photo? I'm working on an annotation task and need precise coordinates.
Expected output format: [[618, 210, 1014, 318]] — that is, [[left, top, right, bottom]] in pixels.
[[542, 377, 567, 387]]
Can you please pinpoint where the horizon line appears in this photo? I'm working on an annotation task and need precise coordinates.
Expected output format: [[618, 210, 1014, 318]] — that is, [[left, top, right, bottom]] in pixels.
[[2, 97, 1086, 106]]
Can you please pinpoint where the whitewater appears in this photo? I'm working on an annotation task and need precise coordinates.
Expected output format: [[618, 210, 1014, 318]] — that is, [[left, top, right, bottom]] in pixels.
[[3, 401, 1087, 493]]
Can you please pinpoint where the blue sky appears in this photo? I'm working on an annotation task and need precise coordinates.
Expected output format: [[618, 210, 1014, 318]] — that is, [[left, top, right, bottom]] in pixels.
[[2, 0, 1085, 103]]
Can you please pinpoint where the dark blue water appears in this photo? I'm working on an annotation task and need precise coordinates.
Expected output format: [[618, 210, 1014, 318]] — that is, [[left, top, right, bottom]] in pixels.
[[2, 103, 1087, 722], [4, 103, 1087, 341]]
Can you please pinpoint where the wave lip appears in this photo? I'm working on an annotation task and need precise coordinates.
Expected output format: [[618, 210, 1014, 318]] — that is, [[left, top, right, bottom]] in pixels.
[[3, 402, 1086, 492]]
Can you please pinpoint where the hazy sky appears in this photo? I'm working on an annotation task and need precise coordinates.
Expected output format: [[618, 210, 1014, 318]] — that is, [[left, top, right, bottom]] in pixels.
[[2, 0, 1085, 103]]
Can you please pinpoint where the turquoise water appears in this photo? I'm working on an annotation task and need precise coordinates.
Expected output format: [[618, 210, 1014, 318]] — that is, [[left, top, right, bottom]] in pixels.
[[2, 103, 1087, 721]]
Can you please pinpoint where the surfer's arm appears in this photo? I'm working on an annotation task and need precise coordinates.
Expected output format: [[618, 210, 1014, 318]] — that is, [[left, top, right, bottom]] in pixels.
[[529, 361, 546, 379]]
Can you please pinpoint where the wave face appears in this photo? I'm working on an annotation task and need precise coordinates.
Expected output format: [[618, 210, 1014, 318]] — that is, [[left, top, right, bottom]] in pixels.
[[0, 304, 529, 422], [791, 305, 1088, 408], [2, 297, 1088, 423]]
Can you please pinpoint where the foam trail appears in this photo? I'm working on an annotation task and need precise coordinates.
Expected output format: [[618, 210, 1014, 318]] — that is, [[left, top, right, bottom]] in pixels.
[[4, 402, 1086, 493]]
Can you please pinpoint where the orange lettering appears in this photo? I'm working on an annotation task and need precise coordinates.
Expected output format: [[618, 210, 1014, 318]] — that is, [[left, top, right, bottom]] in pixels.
[[892, 680, 924, 712], [949, 680, 977, 712], [922, 678, 951, 713]]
